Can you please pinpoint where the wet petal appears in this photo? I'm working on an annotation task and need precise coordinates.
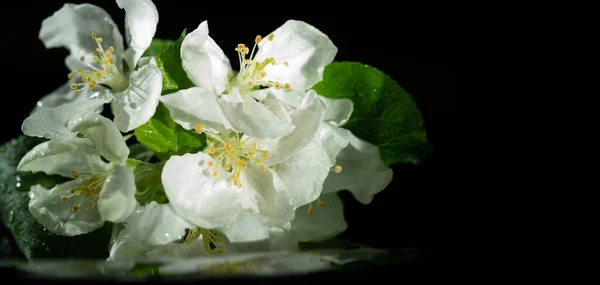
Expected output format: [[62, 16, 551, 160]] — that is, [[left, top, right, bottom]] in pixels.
[[181, 21, 232, 94], [316, 122, 352, 165], [220, 212, 269, 243], [31, 80, 104, 113], [322, 134, 393, 204], [98, 165, 137, 223], [67, 113, 130, 163], [255, 20, 337, 91], [28, 181, 105, 236], [160, 87, 233, 132], [40, 3, 124, 71], [17, 138, 110, 178], [112, 57, 162, 132], [22, 94, 111, 140], [162, 152, 242, 228], [116, 0, 159, 68], [318, 96, 353, 126]]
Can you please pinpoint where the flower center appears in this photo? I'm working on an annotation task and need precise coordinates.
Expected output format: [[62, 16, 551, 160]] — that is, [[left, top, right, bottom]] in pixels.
[[60, 170, 109, 213], [195, 124, 269, 188], [184, 227, 226, 255], [229, 33, 291, 94], [68, 33, 129, 94]]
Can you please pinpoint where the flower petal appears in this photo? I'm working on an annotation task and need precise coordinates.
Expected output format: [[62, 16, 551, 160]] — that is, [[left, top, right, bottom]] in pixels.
[[257, 90, 325, 165], [32, 80, 104, 113], [28, 181, 105, 236], [67, 113, 130, 163], [162, 152, 242, 228], [112, 57, 162, 132], [241, 163, 294, 227], [318, 96, 353, 126], [219, 89, 294, 139], [17, 138, 110, 178], [116, 0, 159, 69], [160, 87, 233, 132], [98, 165, 137, 223], [254, 20, 337, 91], [322, 134, 393, 204], [22, 94, 111, 140], [274, 138, 330, 207], [125, 202, 192, 246], [290, 193, 348, 242], [220, 212, 269, 243], [316, 122, 352, 165], [181, 21, 232, 94], [107, 227, 151, 261], [39, 3, 124, 71]]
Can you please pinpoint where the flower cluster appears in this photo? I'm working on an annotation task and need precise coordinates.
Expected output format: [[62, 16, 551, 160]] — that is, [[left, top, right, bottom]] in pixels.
[[17, 0, 393, 260]]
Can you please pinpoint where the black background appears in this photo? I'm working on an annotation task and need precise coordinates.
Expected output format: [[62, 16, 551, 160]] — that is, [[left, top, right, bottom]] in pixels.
[[1, 0, 455, 277]]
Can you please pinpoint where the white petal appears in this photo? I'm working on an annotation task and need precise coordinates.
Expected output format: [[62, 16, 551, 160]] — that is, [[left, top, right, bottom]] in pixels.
[[32, 80, 104, 113], [28, 181, 105, 236], [125, 202, 192, 246], [322, 134, 393, 204], [160, 87, 233, 132], [290, 193, 347, 242], [67, 113, 130, 163], [219, 89, 294, 139], [107, 227, 151, 261], [316, 122, 352, 165], [268, 227, 299, 251], [318, 96, 353, 126], [17, 138, 110, 178], [220, 212, 269, 243], [98, 165, 137, 223], [254, 20, 337, 91], [257, 88, 304, 109], [112, 57, 162, 132], [258, 90, 325, 165], [39, 3, 124, 71], [116, 0, 158, 68], [145, 238, 212, 259], [181, 21, 232, 94], [22, 94, 111, 140], [241, 163, 295, 227], [162, 152, 242, 228], [274, 138, 330, 207]]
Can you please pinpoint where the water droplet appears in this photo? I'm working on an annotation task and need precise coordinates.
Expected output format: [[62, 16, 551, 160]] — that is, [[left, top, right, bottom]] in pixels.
[[165, 233, 170, 237], [16, 175, 21, 182], [129, 102, 139, 110], [37, 101, 43, 107], [8, 211, 14, 223], [16, 182, 21, 188], [43, 228, 47, 231]]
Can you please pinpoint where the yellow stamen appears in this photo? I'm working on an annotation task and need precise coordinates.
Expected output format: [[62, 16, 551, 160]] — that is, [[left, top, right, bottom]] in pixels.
[[195, 124, 204, 134], [68, 72, 74, 79], [255, 35, 262, 43], [72, 205, 79, 212], [307, 207, 314, 215], [207, 161, 215, 168], [268, 34, 274, 41], [334, 165, 342, 173], [91, 32, 96, 39], [317, 200, 325, 208], [60, 196, 69, 201]]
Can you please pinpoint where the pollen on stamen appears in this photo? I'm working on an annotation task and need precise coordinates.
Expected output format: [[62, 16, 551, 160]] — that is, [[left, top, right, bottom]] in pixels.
[[71, 171, 79, 179], [207, 161, 215, 168], [68, 72, 74, 79], [334, 165, 342, 173], [195, 124, 204, 134], [284, 61, 289, 67], [74, 90, 81, 95], [307, 207, 315, 215], [317, 200, 325, 208], [91, 32, 97, 39], [260, 165, 267, 172], [70, 83, 77, 89], [262, 152, 269, 159], [255, 35, 262, 43], [268, 34, 275, 41], [224, 163, 231, 171], [95, 37, 103, 43], [284, 83, 291, 89], [211, 171, 219, 178], [60, 196, 69, 201], [72, 205, 80, 212]]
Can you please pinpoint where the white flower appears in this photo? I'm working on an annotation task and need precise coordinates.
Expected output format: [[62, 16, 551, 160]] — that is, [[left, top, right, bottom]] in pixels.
[[18, 113, 137, 236], [107, 202, 294, 260], [289, 193, 348, 242], [28, 0, 162, 133], [160, 19, 337, 138], [261, 88, 393, 204]]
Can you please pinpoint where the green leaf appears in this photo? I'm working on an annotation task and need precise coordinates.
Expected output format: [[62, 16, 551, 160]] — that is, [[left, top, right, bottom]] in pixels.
[[134, 103, 206, 160], [142, 38, 176, 57], [154, 29, 195, 95], [0, 136, 112, 260], [125, 159, 168, 205], [312, 62, 432, 165]]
